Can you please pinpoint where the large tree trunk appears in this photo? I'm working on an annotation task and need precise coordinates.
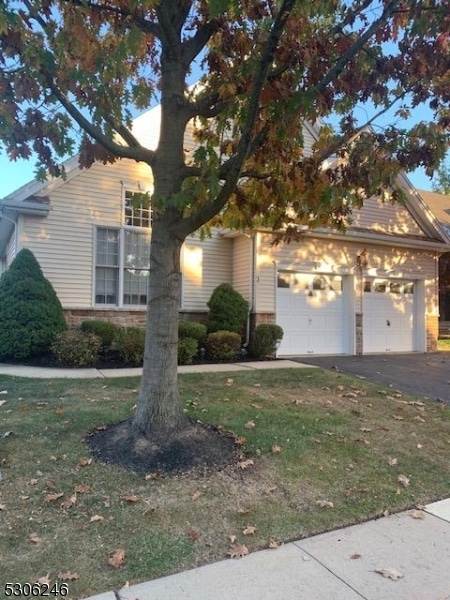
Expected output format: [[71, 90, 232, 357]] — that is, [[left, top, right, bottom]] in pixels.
[[133, 214, 190, 438]]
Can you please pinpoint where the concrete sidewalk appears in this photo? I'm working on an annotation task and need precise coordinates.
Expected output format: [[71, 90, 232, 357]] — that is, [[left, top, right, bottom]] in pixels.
[[0, 359, 315, 379], [86, 499, 450, 600]]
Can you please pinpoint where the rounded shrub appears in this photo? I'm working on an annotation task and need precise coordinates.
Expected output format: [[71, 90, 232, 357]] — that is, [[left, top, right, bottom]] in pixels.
[[207, 284, 249, 334], [115, 326, 146, 366], [178, 321, 207, 344], [205, 330, 241, 361], [178, 337, 198, 365], [0, 249, 67, 359], [80, 320, 120, 349], [51, 330, 101, 367], [250, 324, 284, 358]]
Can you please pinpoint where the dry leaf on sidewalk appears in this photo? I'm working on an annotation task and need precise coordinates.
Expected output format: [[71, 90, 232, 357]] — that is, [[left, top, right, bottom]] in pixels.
[[375, 567, 403, 581]]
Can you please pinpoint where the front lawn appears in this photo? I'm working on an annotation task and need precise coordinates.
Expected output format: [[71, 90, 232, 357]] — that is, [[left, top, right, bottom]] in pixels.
[[1, 368, 449, 599]]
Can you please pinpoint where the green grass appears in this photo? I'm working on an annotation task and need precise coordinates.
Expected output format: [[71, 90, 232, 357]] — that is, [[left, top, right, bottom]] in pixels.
[[1, 369, 450, 599]]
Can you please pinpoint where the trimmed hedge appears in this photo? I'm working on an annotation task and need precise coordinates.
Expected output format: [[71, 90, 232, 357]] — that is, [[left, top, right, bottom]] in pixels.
[[51, 330, 101, 367], [250, 324, 284, 358], [207, 284, 248, 334], [115, 327, 146, 366], [178, 321, 207, 344], [80, 320, 120, 349], [0, 249, 67, 359], [178, 337, 198, 365], [204, 330, 241, 361]]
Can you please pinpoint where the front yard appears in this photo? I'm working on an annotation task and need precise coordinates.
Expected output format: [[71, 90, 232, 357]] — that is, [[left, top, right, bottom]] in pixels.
[[1, 368, 449, 599]]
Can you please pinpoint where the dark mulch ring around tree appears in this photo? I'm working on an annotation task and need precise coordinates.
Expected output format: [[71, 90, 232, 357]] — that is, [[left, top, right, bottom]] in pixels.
[[85, 418, 241, 476]]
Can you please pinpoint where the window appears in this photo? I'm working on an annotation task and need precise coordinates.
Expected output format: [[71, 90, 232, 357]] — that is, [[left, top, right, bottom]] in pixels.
[[389, 282, 402, 294], [124, 190, 151, 228], [95, 227, 150, 306], [95, 228, 119, 304]]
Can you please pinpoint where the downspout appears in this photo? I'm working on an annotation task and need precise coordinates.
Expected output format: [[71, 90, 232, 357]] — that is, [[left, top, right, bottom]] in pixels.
[[244, 233, 255, 348]]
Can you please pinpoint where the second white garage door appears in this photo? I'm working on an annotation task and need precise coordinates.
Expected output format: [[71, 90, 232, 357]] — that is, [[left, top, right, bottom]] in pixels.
[[362, 278, 416, 353], [276, 272, 347, 355]]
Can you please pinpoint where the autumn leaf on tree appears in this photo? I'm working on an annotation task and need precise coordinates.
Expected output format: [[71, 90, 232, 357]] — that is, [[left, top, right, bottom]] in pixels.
[[108, 548, 126, 568]]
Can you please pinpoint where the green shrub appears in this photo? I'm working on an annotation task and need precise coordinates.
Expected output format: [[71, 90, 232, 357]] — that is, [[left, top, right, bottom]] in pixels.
[[207, 284, 249, 334], [205, 330, 241, 361], [0, 249, 67, 359], [178, 337, 198, 365], [178, 321, 207, 344], [250, 324, 284, 358], [51, 330, 101, 367], [115, 327, 146, 366], [80, 320, 120, 349]]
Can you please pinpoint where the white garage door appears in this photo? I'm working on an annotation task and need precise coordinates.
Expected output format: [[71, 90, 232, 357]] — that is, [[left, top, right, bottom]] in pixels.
[[276, 272, 347, 355], [363, 279, 415, 353]]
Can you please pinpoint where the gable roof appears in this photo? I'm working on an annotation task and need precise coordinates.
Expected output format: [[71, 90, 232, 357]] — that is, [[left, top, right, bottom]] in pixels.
[[416, 189, 450, 238]]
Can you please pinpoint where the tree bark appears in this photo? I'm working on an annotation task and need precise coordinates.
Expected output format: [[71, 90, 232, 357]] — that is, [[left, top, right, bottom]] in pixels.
[[133, 213, 190, 438]]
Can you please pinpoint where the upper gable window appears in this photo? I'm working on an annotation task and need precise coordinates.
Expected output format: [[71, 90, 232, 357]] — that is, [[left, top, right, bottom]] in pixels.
[[124, 190, 151, 229]]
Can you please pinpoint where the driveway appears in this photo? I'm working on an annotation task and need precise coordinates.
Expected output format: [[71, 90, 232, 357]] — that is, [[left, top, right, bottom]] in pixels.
[[292, 353, 450, 404]]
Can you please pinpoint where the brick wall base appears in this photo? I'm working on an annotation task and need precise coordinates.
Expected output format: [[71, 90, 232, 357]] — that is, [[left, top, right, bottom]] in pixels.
[[64, 308, 209, 329]]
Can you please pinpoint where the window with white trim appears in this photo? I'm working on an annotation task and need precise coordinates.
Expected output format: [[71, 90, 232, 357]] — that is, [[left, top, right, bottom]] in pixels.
[[94, 189, 152, 307]]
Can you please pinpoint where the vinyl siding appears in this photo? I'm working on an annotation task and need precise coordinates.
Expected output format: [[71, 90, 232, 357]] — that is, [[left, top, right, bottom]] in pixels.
[[182, 230, 233, 311], [255, 232, 438, 316], [351, 196, 426, 236], [232, 235, 252, 302], [21, 159, 153, 308], [6, 231, 16, 268]]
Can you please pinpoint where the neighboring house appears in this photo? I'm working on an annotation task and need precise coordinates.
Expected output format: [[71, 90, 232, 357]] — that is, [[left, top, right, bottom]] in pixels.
[[415, 190, 450, 333], [1, 108, 449, 356]]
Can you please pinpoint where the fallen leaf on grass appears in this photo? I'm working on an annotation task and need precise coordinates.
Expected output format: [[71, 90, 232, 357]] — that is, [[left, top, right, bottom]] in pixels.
[[392, 415, 404, 421], [121, 495, 140, 503], [272, 444, 282, 454], [238, 508, 250, 515], [374, 567, 403, 581], [234, 435, 246, 445], [35, 574, 51, 586], [78, 458, 91, 467], [228, 534, 237, 544], [191, 491, 202, 501], [58, 572, 79, 581], [29, 532, 42, 544], [251, 402, 263, 409], [0, 400, 7, 407], [316, 500, 334, 509], [44, 492, 64, 503], [90, 515, 104, 523], [144, 471, 163, 480], [74, 485, 91, 494], [0, 390, 7, 395], [410, 510, 425, 520], [0, 504, 6, 511], [108, 548, 126, 568], [45, 480, 57, 489], [243, 526, 257, 536], [187, 528, 199, 541], [238, 459, 254, 470], [397, 474, 410, 487], [60, 494, 77, 510], [224, 378, 234, 387], [227, 544, 249, 559], [413, 416, 426, 423], [244, 420, 256, 430], [268, 541, 279, 549], [388, 457, 398, 466]]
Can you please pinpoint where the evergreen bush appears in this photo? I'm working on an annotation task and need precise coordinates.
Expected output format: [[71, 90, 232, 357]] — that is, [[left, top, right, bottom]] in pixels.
[[250, 324, 284, 358], [204, 330, 241, 361], [178, 321, 207, 344], [178, 337, 198, 365], [51, 330, 101, 367], [80, 320, 120, 349], [115, 327, 146, 366], [0, 249, 67, 359], [207, 284, 249, 334]]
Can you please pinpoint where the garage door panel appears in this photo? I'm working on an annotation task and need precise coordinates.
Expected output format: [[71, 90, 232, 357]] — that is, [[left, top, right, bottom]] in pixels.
[[363, 278, 416, 353], [277, 272, 346, 356]]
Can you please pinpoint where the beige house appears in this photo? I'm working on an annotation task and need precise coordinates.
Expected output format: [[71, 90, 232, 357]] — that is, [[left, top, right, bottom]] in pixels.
[[1, 110, 449, 356]]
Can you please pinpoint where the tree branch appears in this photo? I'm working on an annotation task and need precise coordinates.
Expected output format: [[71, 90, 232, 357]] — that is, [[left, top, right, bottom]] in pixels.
[[182, 21, 215, 68], [177, 0, 297, 236]]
